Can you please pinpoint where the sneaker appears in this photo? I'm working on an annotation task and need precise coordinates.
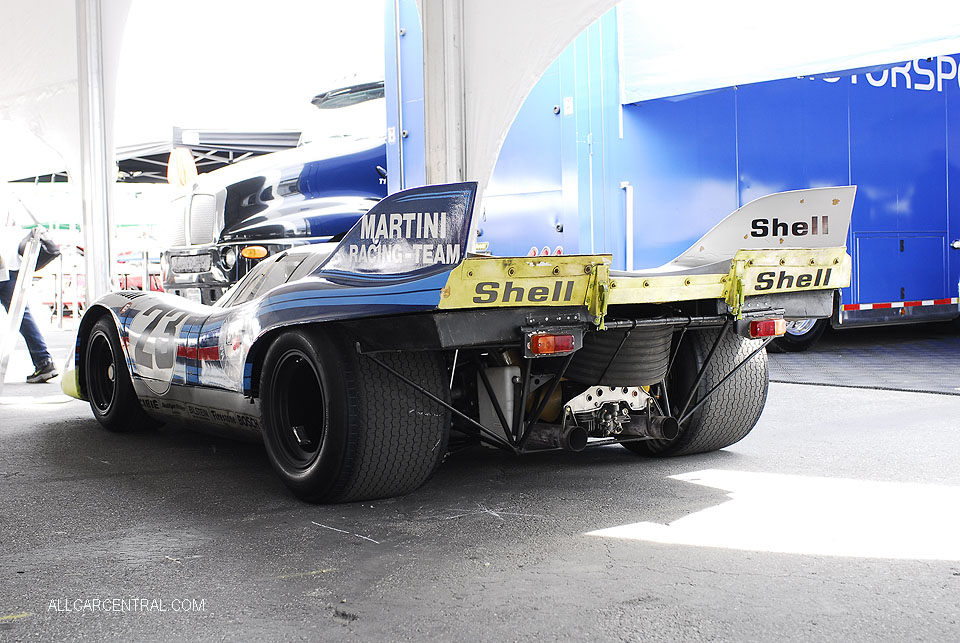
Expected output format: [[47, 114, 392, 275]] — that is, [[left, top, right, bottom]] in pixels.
[[27, 361, 58, 383]]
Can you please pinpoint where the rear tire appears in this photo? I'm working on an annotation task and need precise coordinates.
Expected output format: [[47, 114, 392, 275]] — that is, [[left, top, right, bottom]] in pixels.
[[624, 328, 768, 457], [259, 327, 449, 503], [768, 318, 827, 353], [84, 317, 158, 432]]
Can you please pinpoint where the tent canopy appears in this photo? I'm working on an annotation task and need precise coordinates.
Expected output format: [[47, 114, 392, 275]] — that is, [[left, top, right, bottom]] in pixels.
[[0, 0, 385, 183]]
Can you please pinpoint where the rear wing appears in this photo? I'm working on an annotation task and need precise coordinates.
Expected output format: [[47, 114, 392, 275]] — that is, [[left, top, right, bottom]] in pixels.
[[315, 181, 853, 325], [436, 186, 855, 326]]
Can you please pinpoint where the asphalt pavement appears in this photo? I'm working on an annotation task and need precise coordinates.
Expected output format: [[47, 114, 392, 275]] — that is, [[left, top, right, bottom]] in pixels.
[[1, 322, 959, 641]]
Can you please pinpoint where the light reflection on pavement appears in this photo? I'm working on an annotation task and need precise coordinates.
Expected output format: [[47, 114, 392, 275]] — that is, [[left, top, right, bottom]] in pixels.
[[589, 469, 960, 561]]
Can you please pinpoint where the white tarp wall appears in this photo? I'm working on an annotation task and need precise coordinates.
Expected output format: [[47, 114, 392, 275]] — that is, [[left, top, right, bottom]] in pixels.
[[617, 1, 960, 103], [0, 1, 87, 182], [412, 0, 960, 202], [416, 0, 617, 192]]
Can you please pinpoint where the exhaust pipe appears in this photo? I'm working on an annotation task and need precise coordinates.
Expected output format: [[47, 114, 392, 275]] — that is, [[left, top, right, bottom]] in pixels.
[[524, 424, 589, 452], [646, 415, 680, 440], [621, 415, 680, 441]]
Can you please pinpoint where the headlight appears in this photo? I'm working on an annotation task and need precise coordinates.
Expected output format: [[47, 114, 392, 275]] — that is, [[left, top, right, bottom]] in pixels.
[[222, 246, 237, 269]]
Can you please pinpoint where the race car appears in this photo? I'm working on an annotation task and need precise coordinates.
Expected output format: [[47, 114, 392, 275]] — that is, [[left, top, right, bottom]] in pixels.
[[63, 182, 855, 503]]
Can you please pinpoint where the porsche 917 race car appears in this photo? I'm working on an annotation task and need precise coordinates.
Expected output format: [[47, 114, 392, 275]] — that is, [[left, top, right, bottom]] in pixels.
[[63, 182, 855, 503]]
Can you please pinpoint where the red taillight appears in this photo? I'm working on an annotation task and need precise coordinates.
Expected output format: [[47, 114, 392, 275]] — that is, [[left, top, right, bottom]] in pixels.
[[749, 319, 787, 338], [530, 334, 576, 355]]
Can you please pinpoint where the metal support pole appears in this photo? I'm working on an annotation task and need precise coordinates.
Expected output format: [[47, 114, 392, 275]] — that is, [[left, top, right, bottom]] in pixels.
[[56, 255, 64, 328], [142, 250, 150, 291], [392, 0, 406, 190], [76, 0, 115, 305], [421, 0, 466, 185], [73, 267, 81, 319], [621, 181, 634, 271]]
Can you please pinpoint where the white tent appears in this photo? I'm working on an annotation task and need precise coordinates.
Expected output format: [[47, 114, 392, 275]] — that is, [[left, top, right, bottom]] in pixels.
[[5, 0, 960, 299], [413, 0, 960, 198], [1, 0, 385, 300], [1, 1, 387, 181]]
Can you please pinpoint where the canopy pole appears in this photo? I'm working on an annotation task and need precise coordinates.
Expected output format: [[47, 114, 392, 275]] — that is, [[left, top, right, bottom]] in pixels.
[[76, 0, 115, 304], [421, 0, 466, 184]]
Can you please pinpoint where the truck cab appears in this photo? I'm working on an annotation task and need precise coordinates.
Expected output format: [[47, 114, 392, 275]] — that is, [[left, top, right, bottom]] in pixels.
[[162, 82, 388, 304]]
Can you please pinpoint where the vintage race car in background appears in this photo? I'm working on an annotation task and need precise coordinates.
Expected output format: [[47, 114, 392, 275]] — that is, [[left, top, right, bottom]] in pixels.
[[63, 182, 855, 503]]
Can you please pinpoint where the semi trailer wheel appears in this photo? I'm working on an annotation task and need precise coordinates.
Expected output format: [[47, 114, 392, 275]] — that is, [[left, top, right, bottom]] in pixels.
[[259, 327, 449, 503], [768, 318, 828, 353], [624, 327, 768, 457]]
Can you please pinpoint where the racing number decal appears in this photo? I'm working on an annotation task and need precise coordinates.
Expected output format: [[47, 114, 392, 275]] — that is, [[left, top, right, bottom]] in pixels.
[[134, 306, 188, 371], [127, 305, 191, 395]]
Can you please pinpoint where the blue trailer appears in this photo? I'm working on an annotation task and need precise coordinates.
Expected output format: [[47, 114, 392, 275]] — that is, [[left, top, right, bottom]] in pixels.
[[380, 6, 959, 349], [468, 18, 960, 349]]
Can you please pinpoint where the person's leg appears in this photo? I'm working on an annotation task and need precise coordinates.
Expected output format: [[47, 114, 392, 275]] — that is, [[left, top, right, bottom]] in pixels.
[[1, 271, 57, 381], [0, 275, 13, 311], [20, 304, 54, 368]]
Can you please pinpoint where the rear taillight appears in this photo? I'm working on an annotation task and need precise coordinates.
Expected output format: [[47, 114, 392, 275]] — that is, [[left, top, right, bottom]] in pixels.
[[749, 319, 787, 338], [530, 334, 576, 355]]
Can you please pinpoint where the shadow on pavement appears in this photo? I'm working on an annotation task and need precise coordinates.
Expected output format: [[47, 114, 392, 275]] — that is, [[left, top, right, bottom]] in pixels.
[[769, 320, 960, 395]]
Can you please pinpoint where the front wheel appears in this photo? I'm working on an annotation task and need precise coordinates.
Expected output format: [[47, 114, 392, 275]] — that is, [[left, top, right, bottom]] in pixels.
[[259, 327, 450, 503], [624, 327, 768, 457], [84, 317, 157, 431]]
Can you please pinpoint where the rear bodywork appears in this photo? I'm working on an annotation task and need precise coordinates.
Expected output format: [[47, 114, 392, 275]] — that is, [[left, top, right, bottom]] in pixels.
[[67, 182, 853, 442]]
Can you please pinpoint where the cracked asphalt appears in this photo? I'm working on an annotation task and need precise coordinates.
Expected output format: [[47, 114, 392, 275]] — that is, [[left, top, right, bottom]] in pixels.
[[1, 326, 960, 641]]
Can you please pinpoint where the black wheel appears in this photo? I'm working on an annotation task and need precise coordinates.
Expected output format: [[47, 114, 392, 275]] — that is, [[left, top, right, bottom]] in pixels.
[[259, 326, 450, 503], [624, 327, 768, 457], [85, 317, 158, 432], [767, 318, 827, 353]]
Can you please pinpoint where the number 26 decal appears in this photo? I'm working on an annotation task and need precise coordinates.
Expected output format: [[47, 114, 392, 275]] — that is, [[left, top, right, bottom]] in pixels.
[[126, 305, 191, 394]]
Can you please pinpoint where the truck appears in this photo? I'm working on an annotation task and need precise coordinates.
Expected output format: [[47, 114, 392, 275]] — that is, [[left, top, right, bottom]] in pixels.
[[161, 83, 388, 304]]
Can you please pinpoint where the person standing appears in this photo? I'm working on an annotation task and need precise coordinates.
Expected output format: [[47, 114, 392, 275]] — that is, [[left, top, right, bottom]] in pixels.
[[0, 224, 58, 383]]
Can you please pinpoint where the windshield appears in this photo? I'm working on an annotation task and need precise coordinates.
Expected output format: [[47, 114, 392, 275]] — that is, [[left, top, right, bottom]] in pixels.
[[311, 82, 384, 109], [299, 82, 386, 146], [215, 248, 332, 307]]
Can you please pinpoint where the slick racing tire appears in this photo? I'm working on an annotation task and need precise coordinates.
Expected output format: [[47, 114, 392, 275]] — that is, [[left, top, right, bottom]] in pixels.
[[85, 316, 159, 432], [259, 326, 450, 503], [767, 318, 827, 353], [624, 328, 768, 457]]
